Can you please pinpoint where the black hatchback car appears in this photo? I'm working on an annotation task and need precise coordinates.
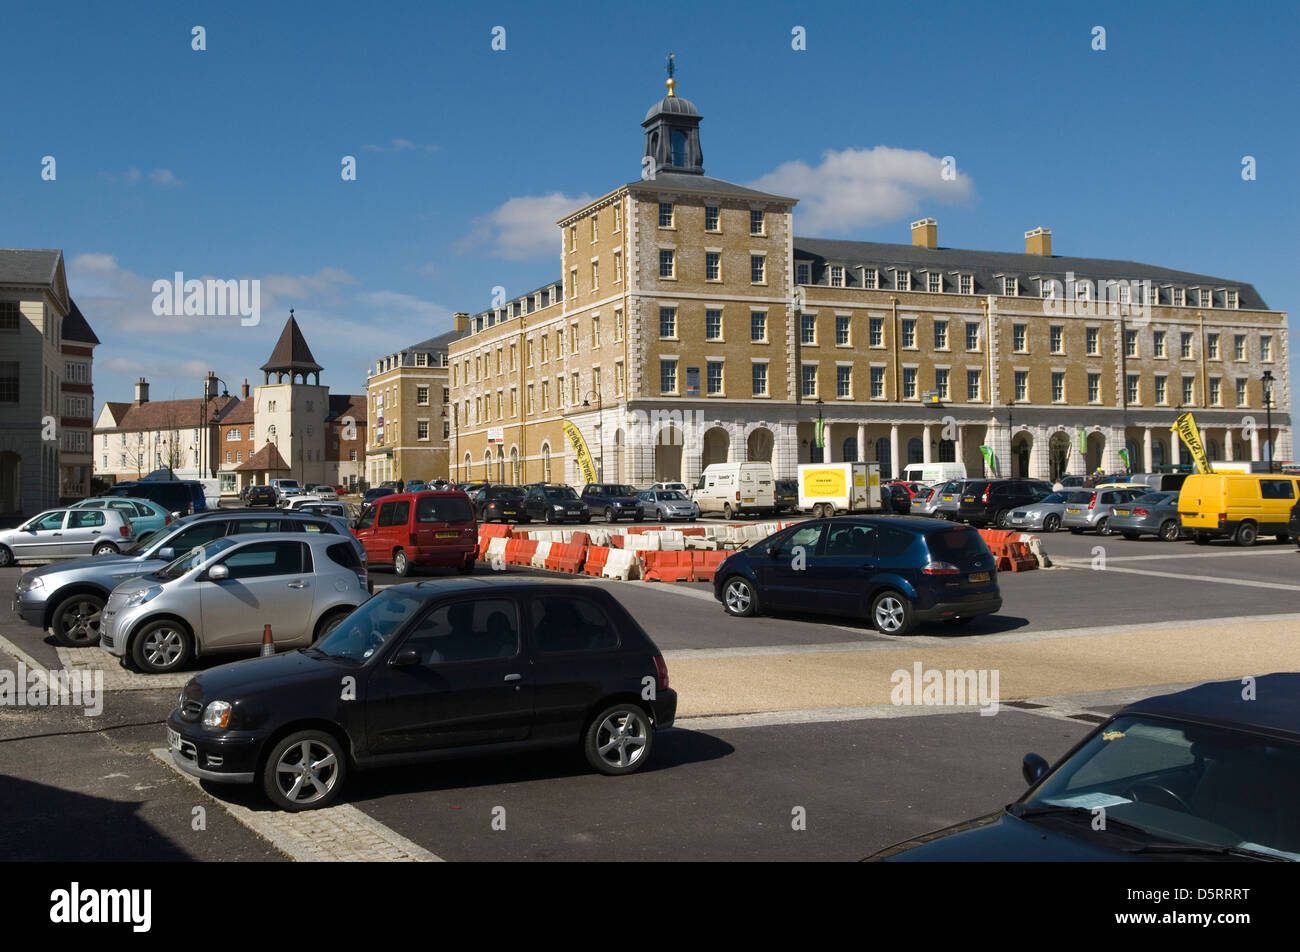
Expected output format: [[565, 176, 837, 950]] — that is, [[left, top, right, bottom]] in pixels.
[[165, 579, 677, 810], [244, 485, 277, 507], [712, 517, 1001, 635], [870, 673, 1300, 861], [520, 484, 590, 524], [580, 484, 644, 522], [474, 485, 526, 522], [958, 478, 1054, 528]]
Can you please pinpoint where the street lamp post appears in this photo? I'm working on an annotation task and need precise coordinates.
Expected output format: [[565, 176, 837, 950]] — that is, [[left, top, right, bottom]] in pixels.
[[1262, 370, 1275, 472], [202, 376, 231, 480], [582, 390, 604, 481]]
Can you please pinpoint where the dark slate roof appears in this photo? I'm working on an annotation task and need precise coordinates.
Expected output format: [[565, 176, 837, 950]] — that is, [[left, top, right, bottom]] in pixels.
[[792, 237, 1270, 309], [1123, 673, 1300, 740], [62, 298, 99, 345], [235, 442, 291, 472], [643, 95, 700, 123], [0, 248, 62, 285], [464, 281, 566, 339], [327, 393, 368, 424], [260, 314, 323, 374], [626, 171, 797, 203], [406, 328, 463, 353]]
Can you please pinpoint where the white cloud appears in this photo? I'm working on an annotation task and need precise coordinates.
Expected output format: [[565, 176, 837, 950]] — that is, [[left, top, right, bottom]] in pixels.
[[747, 146, 974, 233], [457, 192, 593, 260], [362, 138, 439, 153], [149, 168, 182, 188]]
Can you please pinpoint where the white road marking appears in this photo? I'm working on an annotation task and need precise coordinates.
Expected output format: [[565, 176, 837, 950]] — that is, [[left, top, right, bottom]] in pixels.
[[1050, 559, 1300, 591], [151, 749, 443, 862], [1092, 548, 1296, 563], [661, 612, 1300, 659]]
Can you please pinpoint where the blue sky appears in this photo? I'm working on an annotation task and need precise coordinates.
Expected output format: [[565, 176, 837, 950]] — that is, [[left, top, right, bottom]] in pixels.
[[3, 0, 1296, 412]]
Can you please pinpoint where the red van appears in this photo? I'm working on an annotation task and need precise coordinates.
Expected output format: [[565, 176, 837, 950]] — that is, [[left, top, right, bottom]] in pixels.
[[351, 490, 477, 576]]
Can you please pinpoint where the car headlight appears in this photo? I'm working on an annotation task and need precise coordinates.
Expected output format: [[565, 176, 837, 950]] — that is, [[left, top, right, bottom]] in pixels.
[[203, 700, 232, 729], [17, 576, 43, 592], [553, 504, 565, 511], [125, 585, 163, 607]]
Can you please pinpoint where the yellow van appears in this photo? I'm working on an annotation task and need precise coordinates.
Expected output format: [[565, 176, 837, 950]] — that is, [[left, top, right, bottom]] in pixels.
[[1177, 473, 1300, 546]]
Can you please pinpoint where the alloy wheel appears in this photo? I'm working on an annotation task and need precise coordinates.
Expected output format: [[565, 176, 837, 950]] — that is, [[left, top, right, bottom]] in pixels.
[[723, 578, 753, 615], [873, 595, 906, 633], [593, 709, 649, 770], [274, 739, 341, 806], [56, 598, 103, 646], [142, 626, 185, 669]]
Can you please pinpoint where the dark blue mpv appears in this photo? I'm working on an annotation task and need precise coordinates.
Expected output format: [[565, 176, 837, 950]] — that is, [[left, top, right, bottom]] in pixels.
[[712, 516, 1001, 635]]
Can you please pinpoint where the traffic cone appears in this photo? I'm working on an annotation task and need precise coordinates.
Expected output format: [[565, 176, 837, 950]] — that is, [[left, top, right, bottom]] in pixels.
[[261, 624, 274, 657]]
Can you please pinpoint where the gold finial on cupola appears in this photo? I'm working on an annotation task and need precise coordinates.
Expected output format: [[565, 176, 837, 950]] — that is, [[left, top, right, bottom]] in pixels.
[[665, 53, 676, 97]]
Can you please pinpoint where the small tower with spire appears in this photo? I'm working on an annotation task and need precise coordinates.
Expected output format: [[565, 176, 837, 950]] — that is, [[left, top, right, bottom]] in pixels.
[[642, 53, 704, 176], [253, 309, 329, 486]]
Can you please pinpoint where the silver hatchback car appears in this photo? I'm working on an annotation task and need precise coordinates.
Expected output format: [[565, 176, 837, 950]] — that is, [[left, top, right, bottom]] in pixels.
[[0, 507, 135, 566], [1061, 488, 1148, 536], [100, 532, 368, 674]]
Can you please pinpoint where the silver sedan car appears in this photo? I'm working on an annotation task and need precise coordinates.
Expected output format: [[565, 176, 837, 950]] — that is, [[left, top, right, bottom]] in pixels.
[[638, 489, 699, 521], [100, 532, 368, 674], [1006, 490, 1093, 533], [0, 507, 135, 566]]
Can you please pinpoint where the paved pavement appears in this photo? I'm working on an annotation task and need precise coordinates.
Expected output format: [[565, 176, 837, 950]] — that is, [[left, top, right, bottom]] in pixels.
[[0, 521, 1294, 861]]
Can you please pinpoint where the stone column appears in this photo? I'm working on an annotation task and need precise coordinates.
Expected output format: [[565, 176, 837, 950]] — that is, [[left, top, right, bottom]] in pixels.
[[1171, 430, 1181, 466], [889, 424, 900, 481], [922, 424, 933, 464], [955, 425, 965, 472], [821, 423, 832, 462], [856, 423, 866, 463], [1250, 427, 1261, 461], [1143, 427, 1153, 472], [1225, 428, 1235, 461]]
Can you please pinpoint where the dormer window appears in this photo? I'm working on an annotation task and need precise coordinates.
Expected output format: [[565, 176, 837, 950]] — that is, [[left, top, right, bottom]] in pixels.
[[864, 268, 878, 290], [927, 271, 941, 293], [830, 265, 844, 287], [1002, 276, 1018, 296], [1172, 288, 1185, 306]]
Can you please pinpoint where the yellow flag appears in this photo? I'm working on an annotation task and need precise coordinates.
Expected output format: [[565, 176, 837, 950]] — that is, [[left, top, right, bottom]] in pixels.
[[1170, 412, 1213, 474], [561, 420, 598, 485]]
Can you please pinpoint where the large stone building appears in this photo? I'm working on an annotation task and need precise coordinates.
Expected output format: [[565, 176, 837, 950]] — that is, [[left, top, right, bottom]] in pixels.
[[364, 330, 456, 486], [0, 249, 97, 517], [445, 79, 1291, 485]]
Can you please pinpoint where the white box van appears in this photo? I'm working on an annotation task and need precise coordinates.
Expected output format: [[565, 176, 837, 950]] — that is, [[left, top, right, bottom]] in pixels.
[[901, 462, 966, 485], [692, 462, 776, 518]]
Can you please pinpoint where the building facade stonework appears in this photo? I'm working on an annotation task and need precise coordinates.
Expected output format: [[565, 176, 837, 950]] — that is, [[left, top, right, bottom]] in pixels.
[[440, 83, 1290, 485]]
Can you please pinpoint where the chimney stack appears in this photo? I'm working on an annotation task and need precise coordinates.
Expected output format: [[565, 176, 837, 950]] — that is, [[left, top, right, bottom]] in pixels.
[[1025, 227, 1052, 256], [135, 377, 149, 405], [241, 378, 250, 400], [911, 218, 938, 249], [453, 311, 470, 333]]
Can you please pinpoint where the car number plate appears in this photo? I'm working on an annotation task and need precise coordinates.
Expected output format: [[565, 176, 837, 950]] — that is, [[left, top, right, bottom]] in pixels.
[[943, 495, 953, 501], [963, 496, 975, 503], [969, 572, 990, 583], [167, 727, 181, 751], [1115, 509, 1130, 516], [743, 497, 755, 503], [1066, 508, 1080, 514], [436, 530, 458, 538]]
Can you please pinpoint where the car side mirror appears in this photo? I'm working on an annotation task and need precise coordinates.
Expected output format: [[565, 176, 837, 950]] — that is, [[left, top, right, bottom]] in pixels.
[[1022, 752, 1050, 786], [157, 547, 175, 561], [392, 648, 421, 668], [208, 564, 230, 581]]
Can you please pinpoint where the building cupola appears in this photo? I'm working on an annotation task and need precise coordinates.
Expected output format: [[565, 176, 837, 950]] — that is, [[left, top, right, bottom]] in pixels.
[[642, 55, 704, 176]]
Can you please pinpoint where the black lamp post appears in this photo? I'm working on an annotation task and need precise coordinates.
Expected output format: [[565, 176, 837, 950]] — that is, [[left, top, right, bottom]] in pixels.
[[203, 376, 231, 479], [581, 390, 604, 481], [1263, 370, 1275, 472]]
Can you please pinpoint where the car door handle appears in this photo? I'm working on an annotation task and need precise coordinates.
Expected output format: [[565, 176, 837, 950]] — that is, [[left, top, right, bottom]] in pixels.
[[287, 581, 309, 589], [860, 563, 876, 569], [52, 533, 63, 536], [503, 673, 522, 682]]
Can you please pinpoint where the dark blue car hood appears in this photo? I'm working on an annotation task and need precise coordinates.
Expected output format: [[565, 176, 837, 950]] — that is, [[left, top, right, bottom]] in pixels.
[[871, 811, 1144, 861]]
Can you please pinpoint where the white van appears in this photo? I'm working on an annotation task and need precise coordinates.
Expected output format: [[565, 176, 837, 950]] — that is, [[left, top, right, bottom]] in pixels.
[[692, 462, 776, 519], [901, 462, 966, 485]]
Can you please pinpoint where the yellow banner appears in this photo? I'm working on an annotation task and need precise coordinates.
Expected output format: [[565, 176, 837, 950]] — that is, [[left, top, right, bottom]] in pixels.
[[803, 468, 847, 497], [1171, 412, 1213, 474], [561, 420, 598, 485]]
